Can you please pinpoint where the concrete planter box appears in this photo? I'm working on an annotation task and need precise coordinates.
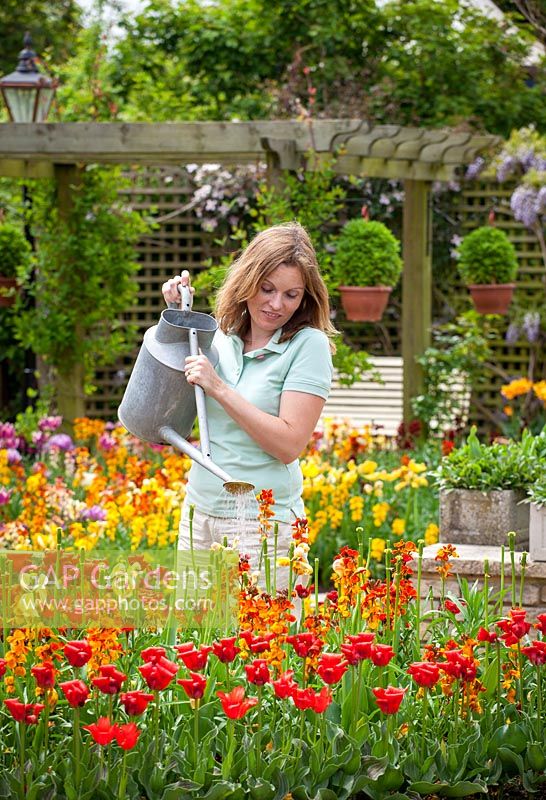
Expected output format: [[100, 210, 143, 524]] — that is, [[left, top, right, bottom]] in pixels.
[[440, 488, 529, 547], [530, 504, 546, 561]]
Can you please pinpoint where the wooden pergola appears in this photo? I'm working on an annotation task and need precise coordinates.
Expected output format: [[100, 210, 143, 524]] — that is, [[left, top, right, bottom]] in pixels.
[[0, 120, 499, 421]]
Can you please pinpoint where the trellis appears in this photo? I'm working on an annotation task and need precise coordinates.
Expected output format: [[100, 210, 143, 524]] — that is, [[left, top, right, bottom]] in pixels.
[[0, 120, 499, 423]]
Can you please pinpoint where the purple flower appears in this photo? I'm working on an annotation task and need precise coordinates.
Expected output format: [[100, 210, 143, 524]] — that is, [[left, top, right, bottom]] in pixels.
[[98, 433, 116, 451], [32, 431, 48, 449], [0, 488, 11, 506], [522, 312, 541, 343], [496, 155, 518, 183], [465, 157, 485, 180], [511, 186, 539, 228], [536, 186, 546, 216], [38, 415, 63, 433], [505, 323, 520, 344], [81, 505, 107, 522], [46, 434, 74, 452], [7, 449, 21, 464], [0, 422, 18, 450]]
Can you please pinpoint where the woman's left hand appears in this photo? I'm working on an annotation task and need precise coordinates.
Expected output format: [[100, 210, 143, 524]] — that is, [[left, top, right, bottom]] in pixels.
[[184, 353, 223, 396]]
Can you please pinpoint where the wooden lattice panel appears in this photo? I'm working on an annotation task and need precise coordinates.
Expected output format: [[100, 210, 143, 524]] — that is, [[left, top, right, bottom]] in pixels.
[[459, 181, 546, 433], [85, 167, 209, 418]]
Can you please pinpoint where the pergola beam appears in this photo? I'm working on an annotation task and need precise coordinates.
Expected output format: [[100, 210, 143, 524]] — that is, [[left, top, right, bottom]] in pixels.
[[0, 120, 499, 424]]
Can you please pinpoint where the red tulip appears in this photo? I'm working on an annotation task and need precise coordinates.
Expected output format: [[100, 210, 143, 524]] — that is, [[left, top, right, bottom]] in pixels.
[[92, 664, 127, 694], [115, 722, 141, 750], [285, 633, 322, 659], [272, 670, 297, 699], [535, 613, 546, 637], [407, 661, 440, 688], [178, 671, 207, 700], [477, 627, 498, 643], [4, 699, 45, 724], [31, 661, 56, 689], [119, 690, 155, 716], [139, 656, 178, 691], [60, 679, 90, 708], [311, 686, 332, 713], [217, 686, 258, 719], [373, 686, 406, 714], [84, 716, 117, 745], [440, 650, 477, 682], [212, 637, 240, 663], [340, 643, 362, 666], [174, 643, 212, 671], [239, 631, 276, 654], [244, 658, 270, 686], [294, 583, 313, 598], [522, 641, 546, 666], [444, 599, 461, 615], [0, 659, 6, 679], [370, 644, 395, 667], [316, 653, 348, 685], [140, 646, 167, 663], [346, 633, 375, 660], [64, 639, 92, 668], [497, 609, 531, 646], [291, 687, 316, 710]]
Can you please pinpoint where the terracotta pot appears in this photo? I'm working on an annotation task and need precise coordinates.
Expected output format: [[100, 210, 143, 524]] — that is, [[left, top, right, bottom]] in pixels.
[[339, 285, 392, 322], [467, 283, 515, 314], [0, 277, 17, 308]]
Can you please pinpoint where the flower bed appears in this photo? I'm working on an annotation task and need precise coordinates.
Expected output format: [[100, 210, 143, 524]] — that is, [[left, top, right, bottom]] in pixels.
[[1, 417, 545, 798]]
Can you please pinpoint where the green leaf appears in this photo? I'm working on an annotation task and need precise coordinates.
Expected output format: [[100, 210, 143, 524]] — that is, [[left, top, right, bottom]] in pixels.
[[409, 779, 487, 797]]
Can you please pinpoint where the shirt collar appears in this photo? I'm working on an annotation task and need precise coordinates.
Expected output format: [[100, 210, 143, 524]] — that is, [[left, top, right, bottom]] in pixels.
[[231, 328, 290, 358]]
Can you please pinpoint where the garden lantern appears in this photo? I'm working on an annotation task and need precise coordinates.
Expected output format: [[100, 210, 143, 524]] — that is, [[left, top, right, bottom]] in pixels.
[[0, 33, 57, 122]]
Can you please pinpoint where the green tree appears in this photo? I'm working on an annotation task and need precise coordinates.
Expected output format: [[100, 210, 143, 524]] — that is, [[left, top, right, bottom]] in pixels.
[[0, 0, 81, 79]]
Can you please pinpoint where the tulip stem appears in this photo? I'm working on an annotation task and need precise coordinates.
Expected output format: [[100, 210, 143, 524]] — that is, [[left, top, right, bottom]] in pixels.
[[19, 722, 25, 800], [154, 690, 160, 761], [222, 720, 235, 780], [256, 687, 262, 777], [74, 707, 81, 790], [536, 667, 542, 740], [193, 701, 200, 766], [420, 689, 427, 763], [118, 750, 128, 800]]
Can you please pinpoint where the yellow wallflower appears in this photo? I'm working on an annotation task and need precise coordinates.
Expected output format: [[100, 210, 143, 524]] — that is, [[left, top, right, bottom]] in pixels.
[[370, 537, 386, 560], [391, 518, 406, 535], [424, 523, 439, 545], [501, 377, 533, 400], [349, 495, 364, 522], [372, 501, 390, 527], [533, 380, 546, 404]]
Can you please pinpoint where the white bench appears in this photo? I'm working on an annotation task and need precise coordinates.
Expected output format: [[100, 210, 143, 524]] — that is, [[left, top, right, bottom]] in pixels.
[[321, 356, 470, 437], [321, 356, 403, 436]]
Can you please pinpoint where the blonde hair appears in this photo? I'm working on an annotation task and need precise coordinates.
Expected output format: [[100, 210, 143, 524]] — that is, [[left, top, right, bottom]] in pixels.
[[214, 222, 337, 347]]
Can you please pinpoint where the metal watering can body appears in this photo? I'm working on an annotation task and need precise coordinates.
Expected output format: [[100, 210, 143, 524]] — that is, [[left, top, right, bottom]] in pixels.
[[118, 299, 254, 495], [118, 307, 218, 444]]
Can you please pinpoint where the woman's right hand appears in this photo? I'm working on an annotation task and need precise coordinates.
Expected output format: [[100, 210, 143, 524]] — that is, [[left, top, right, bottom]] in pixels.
[[162, 270, 194, 306]]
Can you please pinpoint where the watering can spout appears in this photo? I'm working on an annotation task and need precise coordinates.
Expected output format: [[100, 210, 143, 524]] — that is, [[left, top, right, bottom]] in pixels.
[[159, 426, 254, 496]]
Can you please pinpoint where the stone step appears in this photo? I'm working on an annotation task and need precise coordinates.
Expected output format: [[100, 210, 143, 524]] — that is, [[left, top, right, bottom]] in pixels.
[[420, 543, 546, 614]]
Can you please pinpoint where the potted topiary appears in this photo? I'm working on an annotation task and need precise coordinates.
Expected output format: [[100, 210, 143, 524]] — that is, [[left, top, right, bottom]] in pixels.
[[332, 219, 403, 322], [0, 222, 32, 308], [456, 226, 518, 314]]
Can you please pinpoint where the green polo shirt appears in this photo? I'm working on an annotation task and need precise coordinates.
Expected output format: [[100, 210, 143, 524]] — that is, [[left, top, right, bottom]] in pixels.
[[185, 326, 333, 522]]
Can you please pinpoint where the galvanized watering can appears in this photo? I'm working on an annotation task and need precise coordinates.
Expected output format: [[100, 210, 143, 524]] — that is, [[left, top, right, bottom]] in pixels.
[[118, 283, 253, 494]]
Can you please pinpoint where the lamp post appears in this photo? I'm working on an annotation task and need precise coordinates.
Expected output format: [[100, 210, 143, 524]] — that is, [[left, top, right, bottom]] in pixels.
[[0, 33, 58, 413], [0, 32, 57, 123]]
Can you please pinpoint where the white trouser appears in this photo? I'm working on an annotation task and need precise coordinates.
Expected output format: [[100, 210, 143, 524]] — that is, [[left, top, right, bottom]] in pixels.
[[178, 503, 295, 591]]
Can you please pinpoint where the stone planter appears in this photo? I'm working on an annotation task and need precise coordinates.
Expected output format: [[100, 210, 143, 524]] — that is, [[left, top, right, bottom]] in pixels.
[[530, 504, 546, 561], [439, 488, 529, 547]]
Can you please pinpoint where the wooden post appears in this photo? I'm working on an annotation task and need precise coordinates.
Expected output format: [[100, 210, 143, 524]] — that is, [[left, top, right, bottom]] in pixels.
[[402, 180, 432, 422], [52, 164, 86, 425]]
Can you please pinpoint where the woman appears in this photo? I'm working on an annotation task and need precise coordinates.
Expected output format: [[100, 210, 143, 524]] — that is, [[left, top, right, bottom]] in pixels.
[[162, 222, 335, 586]]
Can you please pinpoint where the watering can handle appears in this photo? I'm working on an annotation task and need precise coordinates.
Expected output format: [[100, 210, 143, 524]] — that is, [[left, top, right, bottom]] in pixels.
[[178, 271, 193, 312]]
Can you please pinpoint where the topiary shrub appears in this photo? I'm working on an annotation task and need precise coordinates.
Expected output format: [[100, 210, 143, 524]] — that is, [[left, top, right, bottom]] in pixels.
[[332, 219, 403, 287], [456, 226, 518, 285]]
